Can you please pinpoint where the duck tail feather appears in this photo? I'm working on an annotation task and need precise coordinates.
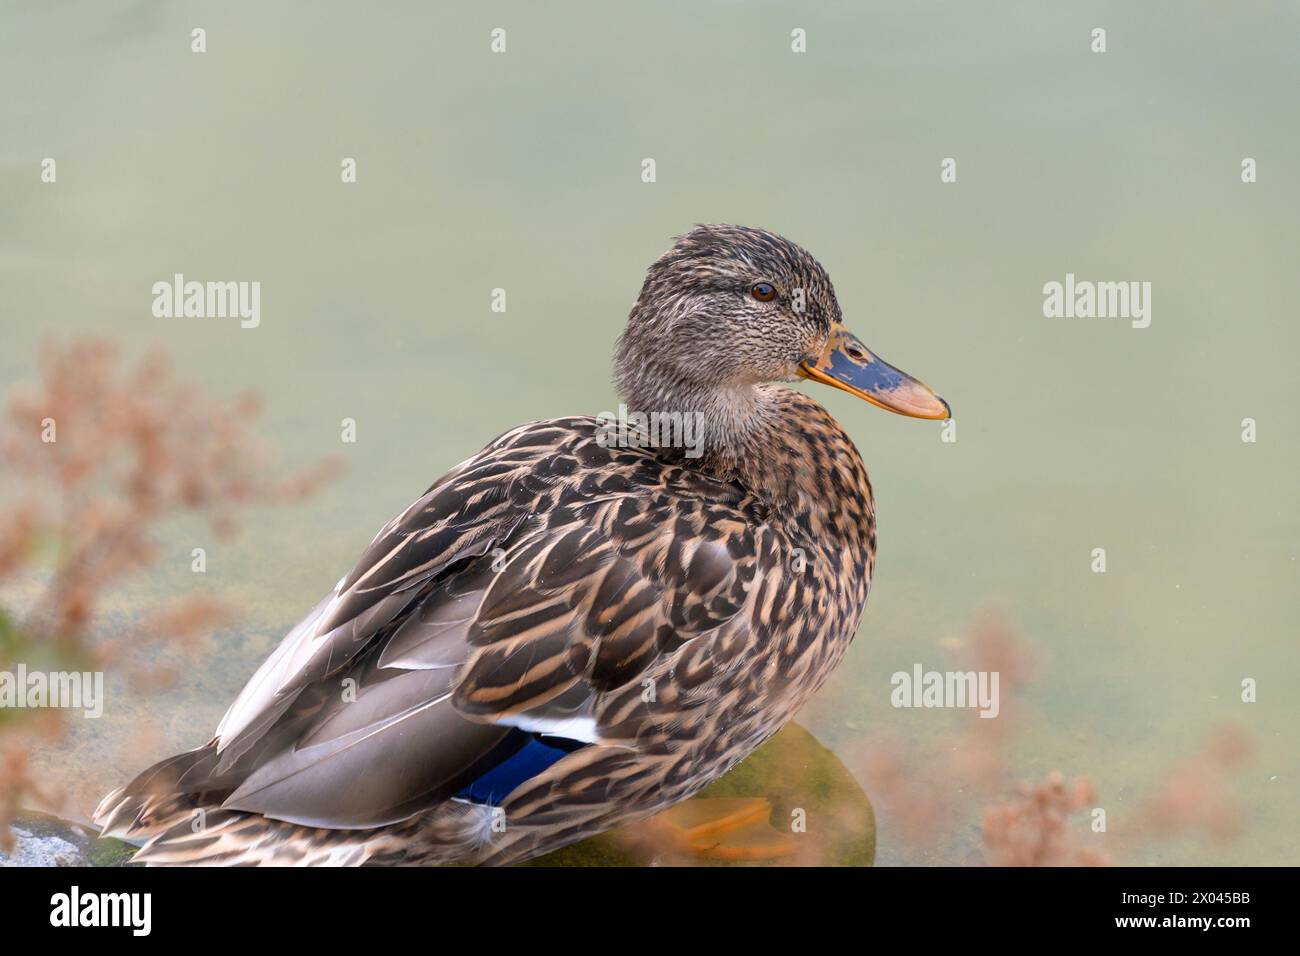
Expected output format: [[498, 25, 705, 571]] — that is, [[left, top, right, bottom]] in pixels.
[[93, 741, 224, 842], [133, 810, 376, 866]]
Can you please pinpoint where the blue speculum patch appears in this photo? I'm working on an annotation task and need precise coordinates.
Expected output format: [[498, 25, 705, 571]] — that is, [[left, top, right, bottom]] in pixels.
[[455, 736, 580, 804]]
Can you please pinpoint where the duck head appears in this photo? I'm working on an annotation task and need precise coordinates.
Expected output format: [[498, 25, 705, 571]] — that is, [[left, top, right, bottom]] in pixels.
[[615, 224, 949, 422]]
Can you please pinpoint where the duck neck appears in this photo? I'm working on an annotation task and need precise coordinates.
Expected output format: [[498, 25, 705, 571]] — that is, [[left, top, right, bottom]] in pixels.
[[614, 360, 874, 545]]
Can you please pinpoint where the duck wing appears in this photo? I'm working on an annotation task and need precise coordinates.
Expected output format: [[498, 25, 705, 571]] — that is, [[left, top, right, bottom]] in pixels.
[[186, 418, 760, 831], [210, 422, 533, 768]]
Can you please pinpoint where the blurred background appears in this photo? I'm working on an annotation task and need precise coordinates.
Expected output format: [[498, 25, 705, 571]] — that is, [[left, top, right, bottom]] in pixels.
[[1, 0, 1297, 865]]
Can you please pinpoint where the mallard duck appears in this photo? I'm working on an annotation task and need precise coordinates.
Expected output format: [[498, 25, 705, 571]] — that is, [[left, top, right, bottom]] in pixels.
[[94, 224, 948, 865]]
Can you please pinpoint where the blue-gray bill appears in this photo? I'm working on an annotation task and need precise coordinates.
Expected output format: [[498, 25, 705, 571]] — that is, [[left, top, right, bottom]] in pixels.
[[798, 325, 950, 420]]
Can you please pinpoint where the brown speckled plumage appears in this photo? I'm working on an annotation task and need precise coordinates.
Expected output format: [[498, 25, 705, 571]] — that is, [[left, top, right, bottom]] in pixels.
[[95, 225, 943, 865]]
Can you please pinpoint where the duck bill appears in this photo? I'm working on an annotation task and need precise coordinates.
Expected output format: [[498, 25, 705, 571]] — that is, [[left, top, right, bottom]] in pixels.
[[798, 325, 950, 420]]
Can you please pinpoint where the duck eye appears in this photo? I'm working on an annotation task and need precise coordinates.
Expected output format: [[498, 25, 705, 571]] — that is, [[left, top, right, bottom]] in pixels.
[[751, 282, 777, 302]]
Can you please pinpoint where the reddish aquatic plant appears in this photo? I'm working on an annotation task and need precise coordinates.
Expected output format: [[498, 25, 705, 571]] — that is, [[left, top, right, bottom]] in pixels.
[[0, 337, 341, 845], [982, 771, 1107, 867], [848, 608, 1040, 852], [1138, 725, 1252, 841], [849, 609, 1252, 866]]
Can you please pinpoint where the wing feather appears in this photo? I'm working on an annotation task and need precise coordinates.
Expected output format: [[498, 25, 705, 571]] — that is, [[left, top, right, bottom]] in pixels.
[[186, 420, 762, 831]]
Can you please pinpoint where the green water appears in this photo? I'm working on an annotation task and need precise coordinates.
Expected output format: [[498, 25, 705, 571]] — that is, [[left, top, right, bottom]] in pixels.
[[2, 1, 1296, 865]]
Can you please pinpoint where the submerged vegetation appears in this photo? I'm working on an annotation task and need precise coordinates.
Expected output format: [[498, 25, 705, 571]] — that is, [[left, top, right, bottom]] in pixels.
[[534, 722, 875, 867], [0, 337, 341, 849], [849, 610, 1253, 865]]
